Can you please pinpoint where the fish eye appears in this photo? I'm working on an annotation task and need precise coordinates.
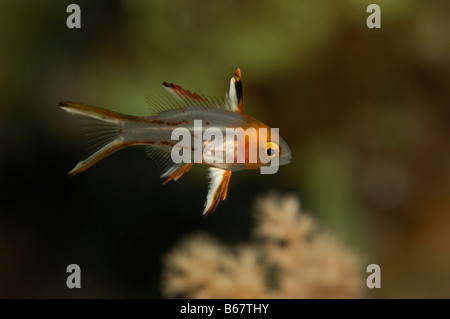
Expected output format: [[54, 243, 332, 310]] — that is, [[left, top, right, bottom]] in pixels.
[[265, 142, 279, 158]]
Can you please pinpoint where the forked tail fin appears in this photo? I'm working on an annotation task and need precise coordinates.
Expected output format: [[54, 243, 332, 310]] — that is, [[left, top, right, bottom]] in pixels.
[[59, 101, 127, 175]]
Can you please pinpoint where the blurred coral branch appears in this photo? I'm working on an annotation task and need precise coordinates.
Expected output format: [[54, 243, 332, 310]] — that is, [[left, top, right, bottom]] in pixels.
[[161, 193, 362, 299]]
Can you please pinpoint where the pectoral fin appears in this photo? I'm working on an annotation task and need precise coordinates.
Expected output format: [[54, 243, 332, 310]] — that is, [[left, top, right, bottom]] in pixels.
[[203, 168, 232, 215]]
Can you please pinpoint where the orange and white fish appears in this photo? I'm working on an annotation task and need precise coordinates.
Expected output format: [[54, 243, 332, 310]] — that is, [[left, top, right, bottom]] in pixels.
[[59, 69, 291, 215]]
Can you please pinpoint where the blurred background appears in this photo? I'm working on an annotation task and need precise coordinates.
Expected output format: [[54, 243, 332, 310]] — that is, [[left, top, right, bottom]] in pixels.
[[1, 0, 449, 298]]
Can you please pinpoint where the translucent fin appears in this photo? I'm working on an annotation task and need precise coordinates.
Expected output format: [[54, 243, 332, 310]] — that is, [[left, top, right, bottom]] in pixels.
[[203, 168, 232, 215], [146, 83, 235, 115], [226, 68, 243, 111], [144, 146, 192, 183], [59, 101, 125, 175]]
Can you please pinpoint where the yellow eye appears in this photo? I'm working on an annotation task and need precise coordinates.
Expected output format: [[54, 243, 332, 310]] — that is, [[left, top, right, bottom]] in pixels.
[[265, 142, 279, 158]]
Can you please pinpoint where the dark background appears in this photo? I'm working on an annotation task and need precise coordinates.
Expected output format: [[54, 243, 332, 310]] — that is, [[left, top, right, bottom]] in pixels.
[[1, 0, 449, 298]]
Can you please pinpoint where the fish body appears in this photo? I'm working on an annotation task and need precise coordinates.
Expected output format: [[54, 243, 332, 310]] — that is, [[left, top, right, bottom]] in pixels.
[[60, 69, 291, 215]]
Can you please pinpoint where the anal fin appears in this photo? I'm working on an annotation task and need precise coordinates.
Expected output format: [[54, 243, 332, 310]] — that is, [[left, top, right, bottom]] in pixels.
[[144, 146, 191, 184], [161, 163, 193, 184]]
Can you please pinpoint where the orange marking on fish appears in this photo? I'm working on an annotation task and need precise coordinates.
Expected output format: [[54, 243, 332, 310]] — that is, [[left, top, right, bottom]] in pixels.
[[59, 101, 151, 123], [162, 82, 207, 102], [159, 140, 175, 146], [234, 68, 242, 81], [161, 163, 193, 185], [60, 68, 292, 216], [149, 119, 190, 126], [150, 119, 165, 125], [203, 170, 231, 216], [69, 140, 157, 176]]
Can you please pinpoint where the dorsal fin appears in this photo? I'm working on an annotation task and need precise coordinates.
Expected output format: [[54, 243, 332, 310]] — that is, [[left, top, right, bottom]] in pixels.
[[162, 82, 208, 103], [226, 68, 243, 111]]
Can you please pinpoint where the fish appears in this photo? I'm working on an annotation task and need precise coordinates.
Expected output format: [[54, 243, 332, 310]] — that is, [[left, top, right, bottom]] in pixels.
[[59, 69, 291, 215]]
